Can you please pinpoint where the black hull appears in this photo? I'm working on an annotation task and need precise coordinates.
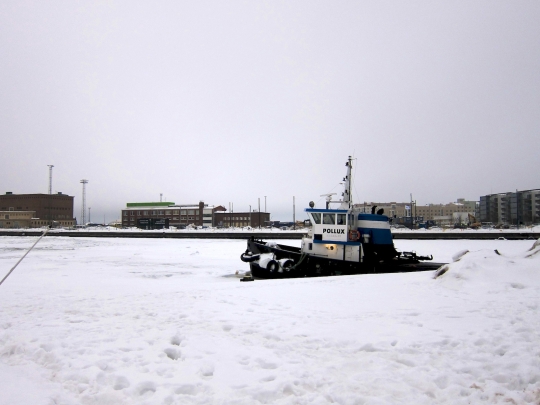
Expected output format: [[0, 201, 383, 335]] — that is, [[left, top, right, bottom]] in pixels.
[[245, 238, 445, 279]]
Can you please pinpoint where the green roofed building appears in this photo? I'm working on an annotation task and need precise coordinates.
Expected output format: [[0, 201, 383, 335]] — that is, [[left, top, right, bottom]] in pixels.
[[126, 202, 175, 208], [121, 201, 226, 228]]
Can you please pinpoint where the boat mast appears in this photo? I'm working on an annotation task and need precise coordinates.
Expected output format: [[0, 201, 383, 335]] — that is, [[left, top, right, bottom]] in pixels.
[[340, 156, 353, 210]]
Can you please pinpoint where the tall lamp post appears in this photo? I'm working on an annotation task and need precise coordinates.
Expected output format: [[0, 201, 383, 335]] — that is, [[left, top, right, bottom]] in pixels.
[[80, 179, 89, 225], [47, 165, 54, 226], [516, 189, 520, 229], [293, 196, 296, 230], [47, 165, 54, 194]]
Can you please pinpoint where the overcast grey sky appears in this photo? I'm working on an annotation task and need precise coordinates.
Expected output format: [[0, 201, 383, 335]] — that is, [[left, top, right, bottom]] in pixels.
[[1, 1, 539, 223]]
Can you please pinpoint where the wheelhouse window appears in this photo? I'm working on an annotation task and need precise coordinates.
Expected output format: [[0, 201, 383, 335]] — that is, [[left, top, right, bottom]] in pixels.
[[310, 213, 321, 224], [323, 213, 335, 225], [337, 214, 346, 225]]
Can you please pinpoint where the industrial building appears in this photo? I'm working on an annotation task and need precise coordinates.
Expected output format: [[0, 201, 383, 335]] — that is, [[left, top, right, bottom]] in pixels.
[[353, 199, 478, 227], [0, 210, 35, 228], [479, 189, 540, 226], [0, 192, 75, 227], [353, 200, 476, 220], [121, 201, 226, 228], [213, 210, 270, 228]]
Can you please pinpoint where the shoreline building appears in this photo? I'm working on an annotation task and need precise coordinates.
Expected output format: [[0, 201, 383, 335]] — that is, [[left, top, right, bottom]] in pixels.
[[353, 199, 478, 227], [121, 201, 226, 228], [0, 210, 35, 228], [480, 189, 540, 226], [213, 210, 270, 228], [0, 192, 75, 228]]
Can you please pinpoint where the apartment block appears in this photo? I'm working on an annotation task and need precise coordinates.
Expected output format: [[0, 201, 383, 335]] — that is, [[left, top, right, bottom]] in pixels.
[[480, 189, 540, 225]]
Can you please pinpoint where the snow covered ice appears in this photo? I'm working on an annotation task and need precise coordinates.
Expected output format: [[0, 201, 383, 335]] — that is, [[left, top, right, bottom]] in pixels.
[[1, 236, 539, 404]]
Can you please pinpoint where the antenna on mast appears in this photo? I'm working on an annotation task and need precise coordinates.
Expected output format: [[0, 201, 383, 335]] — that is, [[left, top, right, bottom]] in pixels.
[[341, 156, 354, 209], [320, 193, 336, 209]]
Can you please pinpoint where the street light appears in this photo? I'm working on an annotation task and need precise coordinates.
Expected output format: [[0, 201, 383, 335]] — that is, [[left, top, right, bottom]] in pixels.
[[293, 196, 295, 230]]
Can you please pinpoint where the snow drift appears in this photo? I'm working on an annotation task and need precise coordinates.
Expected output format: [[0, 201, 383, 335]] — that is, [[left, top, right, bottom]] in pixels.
[[0, 237, 539, 404]]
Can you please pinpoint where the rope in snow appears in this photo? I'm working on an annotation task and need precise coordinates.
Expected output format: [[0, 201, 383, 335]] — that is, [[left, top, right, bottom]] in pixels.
[[0, 228, 49, 287], [290, 252, 308, 270]]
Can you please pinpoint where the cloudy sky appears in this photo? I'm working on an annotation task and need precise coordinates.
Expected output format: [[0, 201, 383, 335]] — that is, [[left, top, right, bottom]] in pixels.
[[1, 1, 539, 223]]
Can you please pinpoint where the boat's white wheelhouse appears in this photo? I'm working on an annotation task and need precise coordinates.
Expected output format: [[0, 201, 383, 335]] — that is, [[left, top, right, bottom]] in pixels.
[[303, 208, 361, 262]]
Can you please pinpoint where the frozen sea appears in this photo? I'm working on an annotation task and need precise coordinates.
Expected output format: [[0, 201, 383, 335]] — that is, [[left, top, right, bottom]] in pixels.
[[1, 236, 539, 405]]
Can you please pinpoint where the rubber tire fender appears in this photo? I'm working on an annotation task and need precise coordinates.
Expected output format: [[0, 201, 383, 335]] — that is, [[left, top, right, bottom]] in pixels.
[[266, 260, 279, 272], [281, 259, 294, 271], [240, 252, 260, 263]]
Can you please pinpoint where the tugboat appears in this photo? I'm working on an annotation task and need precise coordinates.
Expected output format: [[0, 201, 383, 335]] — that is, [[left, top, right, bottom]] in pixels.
[[240, 156, 445, 279]]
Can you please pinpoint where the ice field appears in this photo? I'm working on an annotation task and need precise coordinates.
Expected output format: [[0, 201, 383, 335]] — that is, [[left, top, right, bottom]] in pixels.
[[1, 236, 539, 404]]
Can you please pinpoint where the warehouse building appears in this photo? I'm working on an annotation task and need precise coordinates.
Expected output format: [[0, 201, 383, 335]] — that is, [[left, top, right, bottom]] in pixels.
[[0, 192, 75, 227]]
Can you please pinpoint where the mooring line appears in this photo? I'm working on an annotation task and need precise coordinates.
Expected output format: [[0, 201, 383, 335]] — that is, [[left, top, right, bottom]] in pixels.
[[0, 228, 49, 287]]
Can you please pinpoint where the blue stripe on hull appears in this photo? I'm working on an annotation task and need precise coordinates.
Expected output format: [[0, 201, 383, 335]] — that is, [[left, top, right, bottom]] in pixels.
[[313, 240, 361, 246]]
